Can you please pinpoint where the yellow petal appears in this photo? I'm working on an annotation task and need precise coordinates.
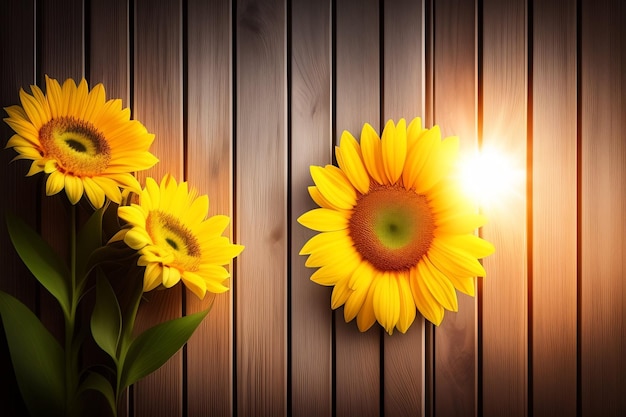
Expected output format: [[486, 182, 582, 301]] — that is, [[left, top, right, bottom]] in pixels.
[[91, 177, 122, 204], [45, 75, 63, 118], [344, 262, 375, 321], [307, 186, 335, 209], [309, 250, 360, 286], [143, 263, 163, 292], [26, 161, 44, 176], [118, 205, 147, 228], [438, 234, 495, 259], [356, 279, 377, 331], [446, 275, 476, 297], [64, 175, 84, 205], [202, 241, 244, 265], [198, 215, 230, 237], [403, 125, 441, 190], [81, 82, 105, 121], [331, 278, 352, 310], [406, 117, 425, 148], [181, 271, 208, 299], [435, 213, 487, 236], [396, 271, 416, 333], [422, 257, 458, 312], [360, 123, 386, 184], [300, 229, 349, 255], [162, 266, 181, 288], [60, 78, 78, 116], [45, 171, 65, 196], [414, 135, 459, 194], [82, 177, 106, 209], [124, 228, 152, 250], [298, 208, 349, 232], [19, 88, 47, 130], [336, 130, 370, 194], [428, 241, 487, 278], [310, 165, 356, 210], [410, 264, 444, 325], [183, 194, 209, 225], [382, 119, 407, 184], [301, 231, 352, 267], [144, 177, 161, 210], [373, 271, 401, 334]]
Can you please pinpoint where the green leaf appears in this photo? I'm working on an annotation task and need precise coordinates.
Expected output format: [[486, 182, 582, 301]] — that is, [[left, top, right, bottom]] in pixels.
[[0, 291, 65, 417], [5, 212, 71, 318], [76, 206, 105, 287], [78, 371, 116, 416], [91, 275, 122, 361], [120, 308, 209, 390]]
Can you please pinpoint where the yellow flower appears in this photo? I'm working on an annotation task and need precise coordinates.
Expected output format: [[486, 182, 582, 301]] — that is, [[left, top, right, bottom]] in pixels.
[[4, 76, 158, 208], [298, 118, 494, 334], [113, 175, 244, 299]]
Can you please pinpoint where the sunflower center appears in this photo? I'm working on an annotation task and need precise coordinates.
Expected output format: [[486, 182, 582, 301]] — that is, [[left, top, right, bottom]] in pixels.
[[146, 211, 202, 272], [349, 184, 435, 271], [38, 116, 111, 176]]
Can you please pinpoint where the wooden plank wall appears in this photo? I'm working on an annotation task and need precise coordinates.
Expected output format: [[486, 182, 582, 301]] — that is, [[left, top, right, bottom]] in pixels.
[[1, 0, 625, 416]]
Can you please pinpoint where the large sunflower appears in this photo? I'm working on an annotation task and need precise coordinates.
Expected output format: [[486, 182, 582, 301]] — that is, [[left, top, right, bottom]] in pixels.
[[298, 118, 494, 334], [113, 175, 244, 299], [4, 75, 158, 208]]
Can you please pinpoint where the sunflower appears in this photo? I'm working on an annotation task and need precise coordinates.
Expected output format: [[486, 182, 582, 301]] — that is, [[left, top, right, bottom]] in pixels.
[[112, 175, 244, 299], [4, 75, 158, 208], [298, 118, 494, 334]]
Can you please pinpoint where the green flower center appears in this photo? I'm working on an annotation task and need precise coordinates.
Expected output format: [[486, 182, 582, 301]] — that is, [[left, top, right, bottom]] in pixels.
[[39, 116, 111, 175], [349, 184, 435, 271], [146, 211, 202, 271]]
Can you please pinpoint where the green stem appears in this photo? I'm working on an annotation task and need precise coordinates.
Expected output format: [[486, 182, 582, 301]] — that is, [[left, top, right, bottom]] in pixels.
[[65, 204, 79, 417], [115, 268, 144, 414]]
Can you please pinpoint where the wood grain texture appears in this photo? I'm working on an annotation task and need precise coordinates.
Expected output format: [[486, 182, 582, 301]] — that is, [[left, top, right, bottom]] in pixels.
[[132, 0, 184, 416], [235, 0, 287, 415], [432, 0, 479, 415], [39, 0, 85, 345], [89, 0, 129, 105], [290, 0, 333, 416], [480, 0, 528, 416], [0, 1, 37, 415], [580, 0, 626, 415], [334, 1, 381, 416], [382, 1, 426, 416], [531, 0, 577, 416], [185, 0, 234, 416]]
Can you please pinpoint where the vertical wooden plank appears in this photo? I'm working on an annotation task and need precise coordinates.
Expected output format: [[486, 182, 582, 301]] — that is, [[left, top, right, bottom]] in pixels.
[[133, 0, 184, 416], [39, 0, 85, 343], [382, 1, 426, 416], [334, 0, 381, 416], [236, 0, 287, 415], [290, 0, 333, 416], [532, 0, 577, 416], [432, 0, 478, 415], [90, 0, 129, 104], [0, 1, 37, 415], [481, 0, 528, 416], [580, 0, 626, 415], [186, 0, 233, 416]]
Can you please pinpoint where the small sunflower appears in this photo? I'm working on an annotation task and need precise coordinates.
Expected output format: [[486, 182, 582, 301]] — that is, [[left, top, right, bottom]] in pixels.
[[4, 75, 158, 208], [298, 118, 494, 334], [113, 175, 244, 299]]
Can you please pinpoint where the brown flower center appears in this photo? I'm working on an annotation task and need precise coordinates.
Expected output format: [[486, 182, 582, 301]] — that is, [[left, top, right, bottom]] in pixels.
[[39, 116, 111, 175], [348, 184, 435, 271]]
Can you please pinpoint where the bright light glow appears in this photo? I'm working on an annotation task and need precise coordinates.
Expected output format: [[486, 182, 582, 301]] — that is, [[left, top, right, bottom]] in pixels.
[[457, 146, 523, 207]]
